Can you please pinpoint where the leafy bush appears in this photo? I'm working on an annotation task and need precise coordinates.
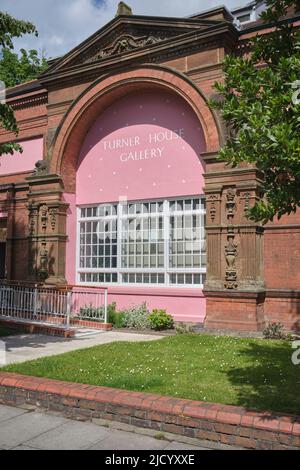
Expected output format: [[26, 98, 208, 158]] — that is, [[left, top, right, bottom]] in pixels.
[[79, 302, 118, 324], [175, 322, 195, 335], [78, 305, 104, 322], [263, 322, 291, 340], [121, 303, 150, 330], [148, 309, 174, 331], [108, 303, 125, 328]]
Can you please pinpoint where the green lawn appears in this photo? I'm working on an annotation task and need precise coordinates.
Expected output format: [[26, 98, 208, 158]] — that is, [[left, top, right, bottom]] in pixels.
[[2, 334, 299, 415]]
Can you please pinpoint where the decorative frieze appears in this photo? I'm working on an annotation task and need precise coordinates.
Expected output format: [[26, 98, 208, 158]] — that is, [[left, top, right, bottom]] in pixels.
[[87, 34, 165, 62]]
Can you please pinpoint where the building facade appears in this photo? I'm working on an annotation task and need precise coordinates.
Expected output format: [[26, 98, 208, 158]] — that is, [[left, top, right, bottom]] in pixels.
[[0, 3, 299, 331]]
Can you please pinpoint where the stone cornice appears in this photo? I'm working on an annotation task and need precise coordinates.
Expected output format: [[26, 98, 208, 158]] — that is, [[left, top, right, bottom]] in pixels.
[[8, 91, 48, 111]]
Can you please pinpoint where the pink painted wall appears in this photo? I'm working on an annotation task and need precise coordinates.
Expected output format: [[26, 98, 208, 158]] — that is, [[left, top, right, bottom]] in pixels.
[[77, 91, 205, 204], [65, 90, 207, 323], [107, 289, 206, 323], [0, 137, 43, 175], [64, 192, 77, 284]]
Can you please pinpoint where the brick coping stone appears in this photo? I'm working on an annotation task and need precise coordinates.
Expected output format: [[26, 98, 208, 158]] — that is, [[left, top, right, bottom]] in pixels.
[[0, 372, 299, 450]]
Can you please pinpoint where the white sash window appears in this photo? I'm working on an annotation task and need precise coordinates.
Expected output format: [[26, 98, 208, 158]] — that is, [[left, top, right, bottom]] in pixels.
[[77, 197, 206, 287]]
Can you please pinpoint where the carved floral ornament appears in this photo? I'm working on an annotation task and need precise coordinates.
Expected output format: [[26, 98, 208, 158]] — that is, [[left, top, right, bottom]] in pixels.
[[224, 227, 238, 290], [87, 34, 165, 62], [224, 188, 238, 289]]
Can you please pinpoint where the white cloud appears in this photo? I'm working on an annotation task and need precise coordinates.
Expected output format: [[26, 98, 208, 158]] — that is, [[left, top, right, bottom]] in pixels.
[[0, 0, 249, 58]]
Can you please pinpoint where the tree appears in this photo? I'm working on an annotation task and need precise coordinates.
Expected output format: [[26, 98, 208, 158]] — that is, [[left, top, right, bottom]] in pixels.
[[0, 48, 48, 88], [0, 12, 40, 156], [211, 0, 300, 223]]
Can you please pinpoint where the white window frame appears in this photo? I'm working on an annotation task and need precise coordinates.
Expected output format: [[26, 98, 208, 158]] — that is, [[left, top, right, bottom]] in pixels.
[[76, 196, 206, 288]]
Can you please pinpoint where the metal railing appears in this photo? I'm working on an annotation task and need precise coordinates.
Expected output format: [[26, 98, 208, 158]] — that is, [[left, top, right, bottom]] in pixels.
[[0, 283, 108, 328]]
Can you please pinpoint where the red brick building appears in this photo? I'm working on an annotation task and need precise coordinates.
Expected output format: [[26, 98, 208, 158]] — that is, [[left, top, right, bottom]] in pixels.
[[0, 3, 299, 331]]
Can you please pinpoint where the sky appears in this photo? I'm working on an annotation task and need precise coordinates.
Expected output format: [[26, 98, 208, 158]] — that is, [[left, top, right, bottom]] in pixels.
[[1, 0, 250, 59]]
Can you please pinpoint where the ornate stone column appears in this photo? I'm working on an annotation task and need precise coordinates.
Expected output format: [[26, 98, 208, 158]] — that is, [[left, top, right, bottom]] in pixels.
[[26, 164, 69, 285], [203, 152, 266, 331]]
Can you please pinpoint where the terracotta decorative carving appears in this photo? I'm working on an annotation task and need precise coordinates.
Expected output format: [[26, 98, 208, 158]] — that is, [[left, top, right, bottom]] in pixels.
[[224, 188, 238, 289], [34, 160, 48, 176], [207, 194, 218, 222], [224, 227, 238, 289], [40, 204, 48, 233], [49, 208, 57, 231], [225, 188, 236, 221], [38, 240, 49, 281], [243, 191, 251, 214], [28, 206, 38, 235], [87, 34, 164, 62]]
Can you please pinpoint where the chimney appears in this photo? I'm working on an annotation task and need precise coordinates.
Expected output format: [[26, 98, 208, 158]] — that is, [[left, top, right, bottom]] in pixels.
[[115, 2, 133, 17]]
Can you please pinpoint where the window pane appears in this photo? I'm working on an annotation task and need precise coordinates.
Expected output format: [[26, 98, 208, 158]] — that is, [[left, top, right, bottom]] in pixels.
[[78, 197, 205, 286]]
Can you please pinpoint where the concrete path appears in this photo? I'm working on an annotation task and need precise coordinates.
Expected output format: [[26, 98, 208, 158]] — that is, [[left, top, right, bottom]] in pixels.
[[0, 404, 209, 450], [1, 331, 164, 365]]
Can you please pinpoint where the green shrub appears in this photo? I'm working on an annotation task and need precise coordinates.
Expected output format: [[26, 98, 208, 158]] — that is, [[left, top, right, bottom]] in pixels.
[[78, 305, 104, 322], [148, 309, 174, 331], [79, 302, 119, 324], [121, 303, 150, 330], [108, 303, 125, 328], [263, 322, 291, 340]]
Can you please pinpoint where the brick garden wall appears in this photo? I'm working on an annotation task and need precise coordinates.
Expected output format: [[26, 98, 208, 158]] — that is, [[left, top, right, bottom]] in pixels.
[[0, 372, 299, 450]]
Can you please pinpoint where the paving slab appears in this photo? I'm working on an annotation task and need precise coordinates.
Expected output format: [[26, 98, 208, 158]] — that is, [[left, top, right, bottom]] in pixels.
[[89, 428, 169, 450], [163, 441, 209, 450], [0, 404, 29, 424], [0, 409, 67, 450], [0, 404, 211, 450], [26, 419, 110, 450], [1, 331, 164, 365]]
